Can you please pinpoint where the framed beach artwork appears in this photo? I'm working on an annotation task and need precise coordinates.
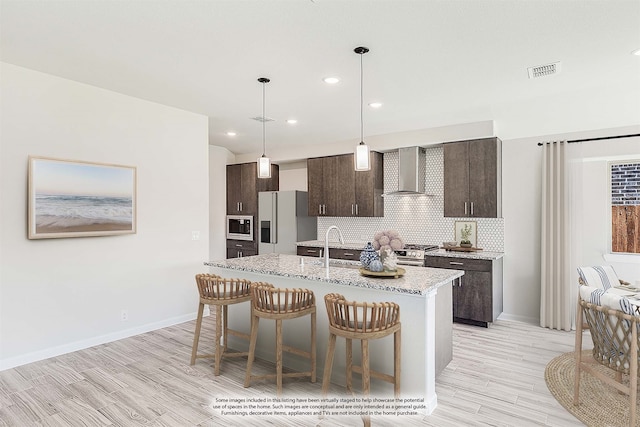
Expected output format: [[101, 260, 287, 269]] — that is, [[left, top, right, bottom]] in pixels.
[[28, 156, 136, 239]]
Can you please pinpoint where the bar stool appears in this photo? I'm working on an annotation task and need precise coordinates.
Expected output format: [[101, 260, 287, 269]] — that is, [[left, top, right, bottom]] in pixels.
[[244, 283, 316, 396], [322, 293, 401, 398], [190, 274, 253, 376]]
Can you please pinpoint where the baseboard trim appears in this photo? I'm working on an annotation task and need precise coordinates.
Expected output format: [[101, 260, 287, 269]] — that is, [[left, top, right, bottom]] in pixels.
[[496, 312, 539, 325], [0, 310, 203, 372]]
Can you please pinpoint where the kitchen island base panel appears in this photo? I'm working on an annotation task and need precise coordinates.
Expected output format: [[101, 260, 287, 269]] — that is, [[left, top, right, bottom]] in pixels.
[[244, 284, 317, 396], [209, 267, 451, 415]]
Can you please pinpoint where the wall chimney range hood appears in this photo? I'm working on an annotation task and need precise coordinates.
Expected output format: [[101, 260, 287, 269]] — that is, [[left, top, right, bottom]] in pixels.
[[384, 147, 429, 196]]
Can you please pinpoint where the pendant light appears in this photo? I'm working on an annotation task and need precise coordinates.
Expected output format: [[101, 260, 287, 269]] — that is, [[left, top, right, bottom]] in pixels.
[[354, 46, 371, 171], [257, 77, 271, 179]]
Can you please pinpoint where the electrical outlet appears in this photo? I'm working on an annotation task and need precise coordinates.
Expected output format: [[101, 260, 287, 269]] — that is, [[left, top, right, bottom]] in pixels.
[[192, 231, 200, 241], [121, 310, 128, 321]]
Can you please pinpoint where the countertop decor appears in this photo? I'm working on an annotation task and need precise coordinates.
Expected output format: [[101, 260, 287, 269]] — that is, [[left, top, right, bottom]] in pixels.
[[359, 266, 405, 278]]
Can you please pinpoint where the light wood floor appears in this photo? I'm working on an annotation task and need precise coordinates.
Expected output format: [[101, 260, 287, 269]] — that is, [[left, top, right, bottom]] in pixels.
[[0, 316, 583, 426]]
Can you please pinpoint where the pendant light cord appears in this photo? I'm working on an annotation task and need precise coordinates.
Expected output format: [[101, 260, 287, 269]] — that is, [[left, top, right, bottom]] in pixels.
[[360, 52, 363, 143], [262, 81, 266, 157]]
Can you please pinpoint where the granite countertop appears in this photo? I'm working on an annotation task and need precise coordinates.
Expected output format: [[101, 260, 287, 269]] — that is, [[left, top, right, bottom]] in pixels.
[[296, 240, 367, 250], [296, 240, 504, 260], [205, 253, 463, 296]]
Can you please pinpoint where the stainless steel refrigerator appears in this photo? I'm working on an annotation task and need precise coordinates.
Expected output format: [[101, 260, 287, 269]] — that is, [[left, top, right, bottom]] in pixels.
[[258, 191, 317, 254]]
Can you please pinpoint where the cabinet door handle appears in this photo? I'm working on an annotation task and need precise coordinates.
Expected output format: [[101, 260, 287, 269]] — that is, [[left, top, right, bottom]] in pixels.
[[355, 204, 358, 215], [351, 204, 354, 215], [323, 205, 326, 215], [240, 202, 243, 211], [470, 202, 474, 216], [306, 249, 318, 254], [449, 261, 464, 266], [236, 244, 242, 247], [464, 202, 468, 215], [344, 252, 354, 256]]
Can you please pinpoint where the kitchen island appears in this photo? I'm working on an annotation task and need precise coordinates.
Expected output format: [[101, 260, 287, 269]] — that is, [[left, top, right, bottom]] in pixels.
[[204, 253, 463, 414]]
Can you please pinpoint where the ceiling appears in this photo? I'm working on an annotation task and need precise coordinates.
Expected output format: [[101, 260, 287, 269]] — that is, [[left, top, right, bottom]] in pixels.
[[2, 0, 639, 159]]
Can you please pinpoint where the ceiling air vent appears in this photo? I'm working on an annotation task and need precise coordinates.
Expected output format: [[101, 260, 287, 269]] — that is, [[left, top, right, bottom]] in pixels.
[[250, 116, 275, 123], [527, 61, 561, 79]]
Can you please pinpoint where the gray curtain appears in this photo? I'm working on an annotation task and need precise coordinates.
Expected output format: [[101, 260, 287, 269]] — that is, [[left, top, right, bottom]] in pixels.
[[540, 141, 576, 331]]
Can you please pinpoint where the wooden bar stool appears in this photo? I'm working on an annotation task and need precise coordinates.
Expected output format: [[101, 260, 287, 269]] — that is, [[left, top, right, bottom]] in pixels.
[[322, 293, 401, 398], [190, 274, 253, 376], [244, 283, 316, 396]]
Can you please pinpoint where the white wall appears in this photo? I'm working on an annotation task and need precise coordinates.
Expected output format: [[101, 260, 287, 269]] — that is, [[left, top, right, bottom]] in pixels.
[[278, 161, 308, 192], [209, 146, 235, 260], [501, 136, 544, 323], [0, 63, 210, 370]]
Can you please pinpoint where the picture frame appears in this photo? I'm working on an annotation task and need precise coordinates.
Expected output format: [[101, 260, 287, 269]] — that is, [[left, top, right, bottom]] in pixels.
[[454, 220, 477, 247], [28, 156, 137, 239]]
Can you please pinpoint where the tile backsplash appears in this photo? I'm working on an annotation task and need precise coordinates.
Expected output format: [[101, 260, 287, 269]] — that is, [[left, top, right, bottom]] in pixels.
[[317, 147, 505, 252]]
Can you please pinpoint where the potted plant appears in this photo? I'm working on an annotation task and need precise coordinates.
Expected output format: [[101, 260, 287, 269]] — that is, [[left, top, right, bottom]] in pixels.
[[460, 224, 473, 248]]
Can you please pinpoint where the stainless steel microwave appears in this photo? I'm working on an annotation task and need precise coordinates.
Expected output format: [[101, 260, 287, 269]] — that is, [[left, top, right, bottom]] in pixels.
[[226, 215, 254, 241]]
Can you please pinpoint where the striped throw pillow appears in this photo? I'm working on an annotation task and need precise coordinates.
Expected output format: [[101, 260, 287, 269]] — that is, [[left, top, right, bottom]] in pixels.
[[577, 265, 621, 291]]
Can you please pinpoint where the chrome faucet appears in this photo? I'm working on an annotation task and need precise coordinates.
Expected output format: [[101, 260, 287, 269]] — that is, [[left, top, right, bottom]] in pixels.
[[324, 225, 345, 270]]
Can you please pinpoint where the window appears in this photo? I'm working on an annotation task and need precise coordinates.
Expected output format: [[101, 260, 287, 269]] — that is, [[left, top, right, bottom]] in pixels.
[[610, 161, 640, 254]]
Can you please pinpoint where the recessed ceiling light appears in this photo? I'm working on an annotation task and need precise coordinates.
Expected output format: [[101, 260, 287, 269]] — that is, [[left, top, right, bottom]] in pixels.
[[323, 77, 340, 84], [632, 48, 640, 56], [286, 119, 298, 124], [368, 102, 383, 108], [226, 131, 236, 136]]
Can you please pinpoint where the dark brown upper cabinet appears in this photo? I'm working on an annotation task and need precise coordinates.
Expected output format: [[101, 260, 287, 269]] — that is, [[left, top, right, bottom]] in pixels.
[[307, 152, 383, 217], [444, 137, 501, 218], [226, 162, 278, 215]]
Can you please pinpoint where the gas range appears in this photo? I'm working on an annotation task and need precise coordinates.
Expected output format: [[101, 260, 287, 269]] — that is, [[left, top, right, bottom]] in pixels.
[[395, 244, 439, 266]]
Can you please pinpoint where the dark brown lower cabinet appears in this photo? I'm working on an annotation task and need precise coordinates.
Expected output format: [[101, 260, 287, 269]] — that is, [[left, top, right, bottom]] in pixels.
[[424, 256, 503, 327], [296, 246, 362, 262], [227, 240, 256, 259], [297, 246, 323, 258], [328, 248, 362, 261]]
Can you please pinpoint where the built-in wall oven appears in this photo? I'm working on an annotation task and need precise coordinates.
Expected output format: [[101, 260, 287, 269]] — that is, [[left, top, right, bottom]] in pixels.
[[226, 215, 254, 241]]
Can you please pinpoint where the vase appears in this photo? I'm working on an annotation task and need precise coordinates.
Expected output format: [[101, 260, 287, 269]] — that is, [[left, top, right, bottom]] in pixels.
[[360, 242, 379, 268]]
